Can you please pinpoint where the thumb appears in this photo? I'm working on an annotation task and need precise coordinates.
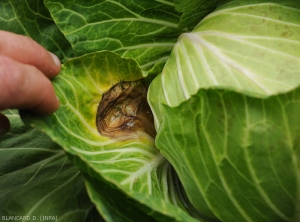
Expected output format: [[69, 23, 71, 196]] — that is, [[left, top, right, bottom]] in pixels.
[[0, 113, 10, 136]]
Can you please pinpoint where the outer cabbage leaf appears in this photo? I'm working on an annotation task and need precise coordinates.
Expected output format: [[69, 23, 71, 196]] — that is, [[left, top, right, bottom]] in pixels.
[[21, 51, 197, 222], [0, 0, 74, 61], [155, 86, 300, 222], [44, 0, 183, 71], [0, 110, 102, 221], [149, 1, 300, 127]]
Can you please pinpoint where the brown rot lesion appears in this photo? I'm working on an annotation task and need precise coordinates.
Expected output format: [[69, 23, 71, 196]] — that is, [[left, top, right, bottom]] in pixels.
[[96, 79, 156, 140]]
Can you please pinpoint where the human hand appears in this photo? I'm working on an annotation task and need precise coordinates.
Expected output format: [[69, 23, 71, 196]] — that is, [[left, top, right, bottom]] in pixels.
[[0, 31, 61, 135]]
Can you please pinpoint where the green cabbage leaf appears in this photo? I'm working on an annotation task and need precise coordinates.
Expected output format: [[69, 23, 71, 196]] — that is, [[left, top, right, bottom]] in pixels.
[[21, 51, 198, 222]]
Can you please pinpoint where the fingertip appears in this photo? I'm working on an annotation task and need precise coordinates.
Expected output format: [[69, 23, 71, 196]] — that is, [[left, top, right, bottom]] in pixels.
[[0, 31, 62, 77], [0, 57, 61, 115]]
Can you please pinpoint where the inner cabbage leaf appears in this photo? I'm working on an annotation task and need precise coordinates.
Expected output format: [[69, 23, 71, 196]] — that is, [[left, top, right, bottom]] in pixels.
[[21, 51, 197, 222]]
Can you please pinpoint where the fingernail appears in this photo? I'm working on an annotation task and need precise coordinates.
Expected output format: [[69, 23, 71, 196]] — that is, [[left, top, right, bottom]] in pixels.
[[48, 51, 61, 68]]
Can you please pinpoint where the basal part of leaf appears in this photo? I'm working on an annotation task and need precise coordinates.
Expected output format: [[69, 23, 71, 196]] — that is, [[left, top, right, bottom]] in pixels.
[[149, 1, 300, 126], [44, 0, 183, 71], [21, 51, 197, 221], [155, 86, 300, 222]]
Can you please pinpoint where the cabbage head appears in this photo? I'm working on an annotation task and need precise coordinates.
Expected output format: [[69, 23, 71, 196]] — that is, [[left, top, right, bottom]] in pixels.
[[9, 0, 300, 221]]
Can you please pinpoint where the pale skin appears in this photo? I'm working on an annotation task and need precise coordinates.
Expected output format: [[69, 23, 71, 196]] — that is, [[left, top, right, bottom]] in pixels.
[[0, 31, 61, 135]]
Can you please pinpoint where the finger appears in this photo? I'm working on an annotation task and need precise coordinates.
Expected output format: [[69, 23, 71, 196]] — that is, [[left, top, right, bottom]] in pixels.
[[0, 55, 60, 114], [0, 113, 10, 136], [0, 30, 61, 78]]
